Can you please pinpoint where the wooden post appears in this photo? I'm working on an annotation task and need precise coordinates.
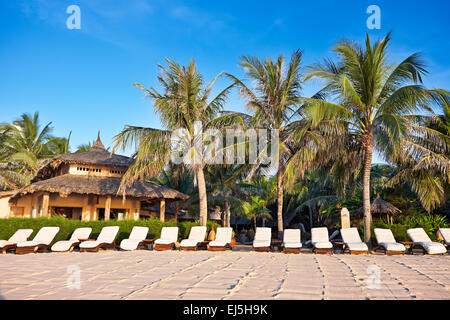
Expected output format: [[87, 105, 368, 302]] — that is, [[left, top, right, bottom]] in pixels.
[[42, 193, 50, 217], [105, 196, 111, 221], [160, 199, 165, 222]]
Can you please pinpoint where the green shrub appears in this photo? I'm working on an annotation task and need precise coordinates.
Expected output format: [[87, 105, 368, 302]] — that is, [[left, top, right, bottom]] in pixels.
[[0, 217, 219, 244]]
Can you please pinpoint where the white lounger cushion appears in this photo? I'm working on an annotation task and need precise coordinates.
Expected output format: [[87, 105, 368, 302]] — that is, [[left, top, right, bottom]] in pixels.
[[0, 229, 33, 248], [79, 226, 119, 249], [438, 228, 450, 245], [51, 227, 92, 252], [120, 226, 149, 251], [407, 228, 446, 254], [209, 227, 232, 247], [180, 226, 207, 248], [16, 227, 60, 247], [155, 227, 179, 245], [311, 227, 332, 249], [341, 228, 368, 252], [253, 227, 271, 248], [374, 228, 405, 252], [283, 229, 302, 248]]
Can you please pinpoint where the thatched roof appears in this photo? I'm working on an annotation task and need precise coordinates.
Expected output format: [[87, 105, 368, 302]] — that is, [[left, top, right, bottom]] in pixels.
[[358, 195, 401, 216], [370, 195, 401, 216], [32, 134, 132, 182], [10, 174, 189, 202]]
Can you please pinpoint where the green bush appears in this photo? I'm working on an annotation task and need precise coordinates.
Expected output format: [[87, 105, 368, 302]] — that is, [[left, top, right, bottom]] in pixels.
[[0, 217, 219, 244]]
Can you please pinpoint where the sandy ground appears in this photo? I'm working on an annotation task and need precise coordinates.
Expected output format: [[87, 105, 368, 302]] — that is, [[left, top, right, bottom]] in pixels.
[[0, 249, 449, 300]]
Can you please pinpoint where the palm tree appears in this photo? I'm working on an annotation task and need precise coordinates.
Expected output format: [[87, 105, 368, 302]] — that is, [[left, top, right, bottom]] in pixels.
[[206, 164, 247, 227], [227, 50, 325, 237], [0, 112, 55, 178], [241, 195, 271, 231], [113, 58, 235, 226], [305, 33, 449, 244]]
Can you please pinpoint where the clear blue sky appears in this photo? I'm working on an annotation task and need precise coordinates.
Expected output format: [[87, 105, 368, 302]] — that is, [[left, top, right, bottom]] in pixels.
[[1, 0, 449, 163]]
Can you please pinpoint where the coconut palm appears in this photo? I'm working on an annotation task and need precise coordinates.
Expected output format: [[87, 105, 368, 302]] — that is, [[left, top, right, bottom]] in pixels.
[[227, 50, 326, 237], [113, 58, 235, 226], [0, 112, 55, 177], [241, 195, 272, 231], [305, 33, 450, 244]]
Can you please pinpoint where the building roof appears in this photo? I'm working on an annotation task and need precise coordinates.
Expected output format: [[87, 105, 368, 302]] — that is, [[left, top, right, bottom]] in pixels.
[[32, 134, 132, 182], [10, 174, 189, 202]]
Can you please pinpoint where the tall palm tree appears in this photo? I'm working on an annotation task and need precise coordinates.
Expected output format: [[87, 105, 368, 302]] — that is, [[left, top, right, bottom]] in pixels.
[[305, 33, 449, 244], [227, 50, 325, 237], [113, 58, 235, 226]]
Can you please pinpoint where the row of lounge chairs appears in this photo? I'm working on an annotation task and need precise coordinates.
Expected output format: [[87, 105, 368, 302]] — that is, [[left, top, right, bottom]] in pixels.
[[269, 227, 449, 255], [1, 225, 449, 255], [0, 226, 233, 254]]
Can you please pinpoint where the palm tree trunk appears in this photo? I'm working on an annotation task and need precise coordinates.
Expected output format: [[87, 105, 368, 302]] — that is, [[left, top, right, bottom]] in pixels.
[[254, 216, 257, 232], [224, 199, 231, 228], [277, 166, 284, 239], [196, 166, 208, 226], [362, 144, 373, 247]]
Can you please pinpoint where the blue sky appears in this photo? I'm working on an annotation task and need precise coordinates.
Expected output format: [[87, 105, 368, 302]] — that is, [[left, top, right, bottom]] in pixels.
[[1, 0, 449, 163]]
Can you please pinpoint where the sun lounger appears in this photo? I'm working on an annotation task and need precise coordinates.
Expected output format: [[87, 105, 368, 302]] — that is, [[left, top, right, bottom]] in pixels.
[[208, 227, 233, 251], [311, 227, 333, 254], [180, 226, 207, 251], [51, 227, 92, 252], [14, 227, 60, 254], [373, 228, 406, 255], [119, 226, 149, 251], [283, 229, 302, 253], [407, 228, 447, 255], [79, 226, 119, 252], [252, 227, 272, 252], [0, 229, 33, 254], [438, 228, 450, 250], [154, 227, 179, 251], [340, 227, 368, 254]]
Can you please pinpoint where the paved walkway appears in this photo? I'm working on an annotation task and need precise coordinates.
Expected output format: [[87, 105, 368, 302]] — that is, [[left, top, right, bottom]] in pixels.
[[0, 251, 449, 300]]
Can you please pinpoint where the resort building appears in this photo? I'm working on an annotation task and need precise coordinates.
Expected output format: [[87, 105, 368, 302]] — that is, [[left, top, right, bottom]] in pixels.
[[6, 134, 188, 221]]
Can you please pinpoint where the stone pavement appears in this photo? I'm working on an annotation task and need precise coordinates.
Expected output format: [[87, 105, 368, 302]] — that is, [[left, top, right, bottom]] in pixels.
[[0, 251, 449, 300]]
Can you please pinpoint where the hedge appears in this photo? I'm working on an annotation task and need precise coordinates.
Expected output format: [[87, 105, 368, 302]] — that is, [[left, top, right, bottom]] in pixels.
[[0, 217, 220, 244]]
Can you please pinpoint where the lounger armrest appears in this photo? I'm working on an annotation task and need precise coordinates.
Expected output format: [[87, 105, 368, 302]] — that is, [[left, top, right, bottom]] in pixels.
[[79, 238, 95, 241], [142, 239, 154, 243]]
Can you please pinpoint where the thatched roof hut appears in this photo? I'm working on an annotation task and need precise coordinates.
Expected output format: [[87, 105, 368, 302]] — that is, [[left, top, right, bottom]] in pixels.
[[7, 133, 188, 221], [370, 195, 401, 216], [357, 194, 401, 224]]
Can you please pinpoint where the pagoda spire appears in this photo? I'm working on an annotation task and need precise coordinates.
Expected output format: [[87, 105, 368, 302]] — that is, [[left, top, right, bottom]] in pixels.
[[91, 131, 106, 151]]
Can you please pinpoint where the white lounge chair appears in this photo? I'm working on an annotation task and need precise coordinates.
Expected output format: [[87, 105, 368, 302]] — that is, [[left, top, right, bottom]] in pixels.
[[340, 227, 368, 254], [438, 228, 450, 251], [51, 227, 92, 252], [79, 226, 119, 252], [407, 228, 447, 255], [283, 229, 302, 254], [119, 226, 149, 251], [252, 227, 272, 252], [180, 226, 207, 251], [0, 229, 33, 254], [373, 228, 406, 255], [15, 227, 60, 254], [208, 227, 233, 251], [154, 227, 179, 251], [311, 227, 333, 254]]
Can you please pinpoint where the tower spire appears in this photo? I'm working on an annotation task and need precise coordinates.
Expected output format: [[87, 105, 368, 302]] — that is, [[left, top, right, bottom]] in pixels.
[[91, 131, 106, 151]]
